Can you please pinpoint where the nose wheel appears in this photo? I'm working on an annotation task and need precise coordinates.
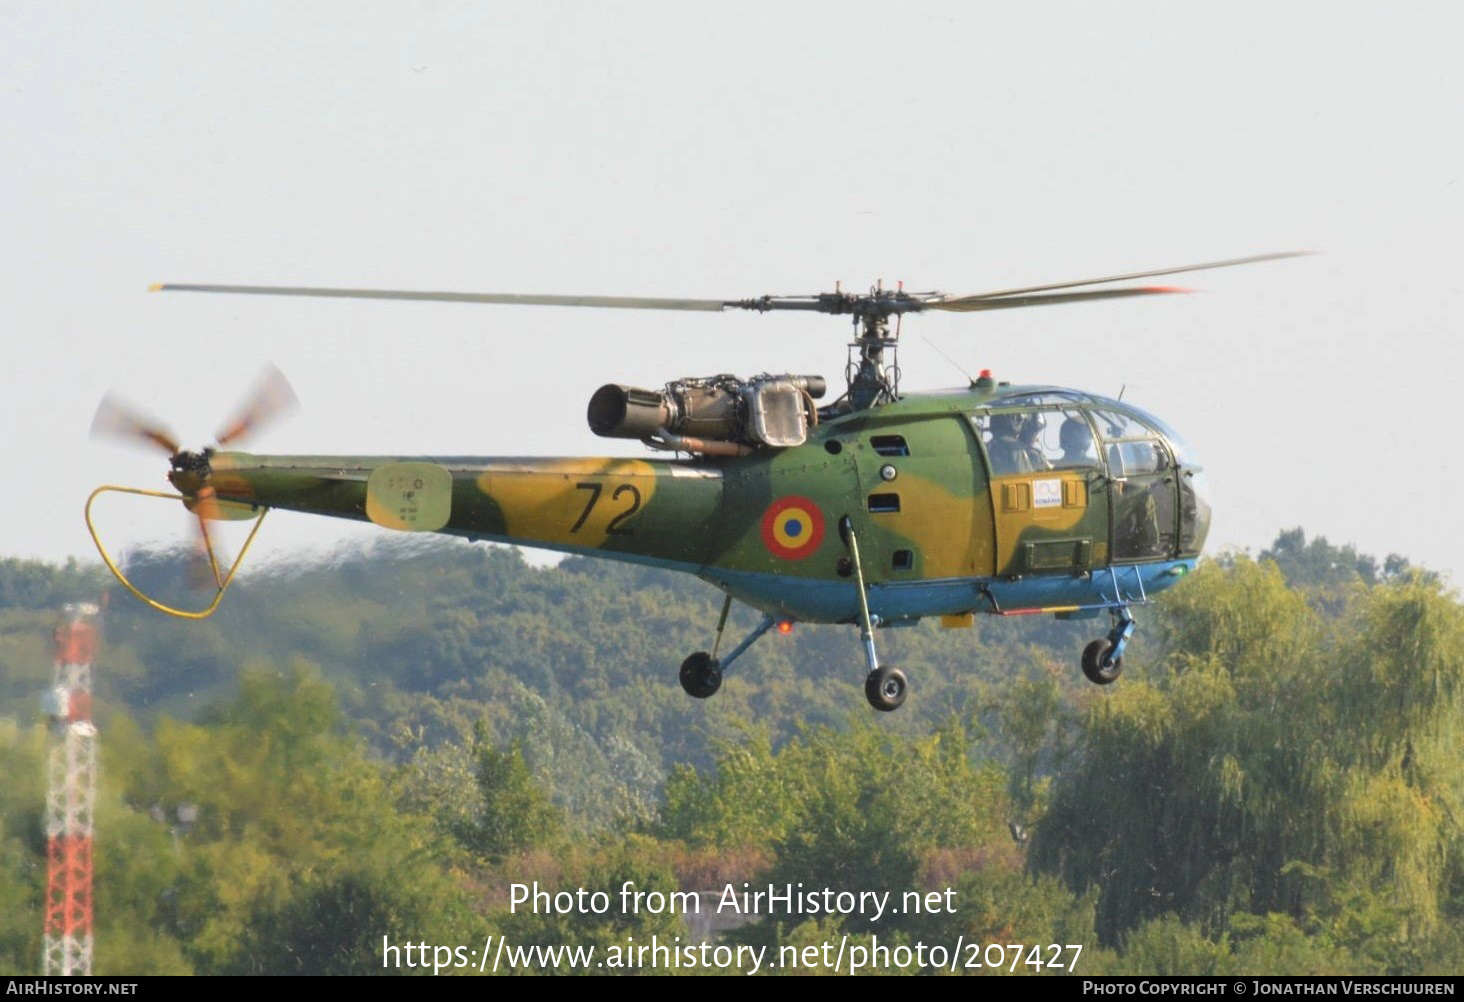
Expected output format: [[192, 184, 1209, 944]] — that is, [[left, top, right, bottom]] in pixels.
[[1081, 606, 1135, 685], [1081, 639, 1122, 684]]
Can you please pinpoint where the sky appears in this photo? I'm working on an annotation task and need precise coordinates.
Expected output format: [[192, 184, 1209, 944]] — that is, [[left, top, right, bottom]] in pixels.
[[3, 2, 1462, 584]]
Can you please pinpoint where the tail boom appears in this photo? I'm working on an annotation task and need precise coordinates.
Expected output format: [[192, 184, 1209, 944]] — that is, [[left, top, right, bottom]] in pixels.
[[201, 452, 726, 566]]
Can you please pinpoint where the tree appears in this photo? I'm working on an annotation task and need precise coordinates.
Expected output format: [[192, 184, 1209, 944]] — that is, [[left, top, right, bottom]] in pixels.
[[1261, 528, 1379, 589], [136, 666, 478, 974], [1028, 557, 1464, 964], [465, 725, 564, 861], [493, 838, 688, 976]]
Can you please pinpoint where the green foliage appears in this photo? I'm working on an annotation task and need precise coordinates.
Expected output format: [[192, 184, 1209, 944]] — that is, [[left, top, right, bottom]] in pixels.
[[4, 538, 1095, 831], [94, 666, 480, 974], [3, 527, 1461, 974], [1116, 916, 1232, 975], [760, 768, 921, 935], [396, 738, 482, 852], [661, 718, 1007, 857], [1260, 528, 1431, 607], [1001, 672, 1066, 822], [1029, 556, 1464, 966], [1261, 528, 1380, 589], [228, 867, 471, 976], [1224, 911, 1352, 976], [465, 727, 564, 862], [493, 837, 688, 976], [0, 726, 46, 974], [0, 558, 108, 610], [666, 719, 1015, 956], [942, 868, 1098, 975]]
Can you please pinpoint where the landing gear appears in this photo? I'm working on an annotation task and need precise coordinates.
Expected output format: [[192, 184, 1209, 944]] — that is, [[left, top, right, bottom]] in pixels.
[[1081, 606, 1135, 685], [865, 665, 908, 712], [682, 515, 918, 712], [679, 652, 722, 699], [839, 515, 911, 712], [677, 594, 773, 702], [1081, 639, 1121, 684]]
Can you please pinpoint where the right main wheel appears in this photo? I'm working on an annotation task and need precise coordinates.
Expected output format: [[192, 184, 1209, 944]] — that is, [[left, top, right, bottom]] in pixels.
[[1081, 639, 1123, 685], [864, 665, 908, 712], [679, 652, 722, 699]]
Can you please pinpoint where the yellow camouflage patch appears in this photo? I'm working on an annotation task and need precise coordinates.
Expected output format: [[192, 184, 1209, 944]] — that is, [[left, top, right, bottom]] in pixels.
[[476, 458, 657, 547]]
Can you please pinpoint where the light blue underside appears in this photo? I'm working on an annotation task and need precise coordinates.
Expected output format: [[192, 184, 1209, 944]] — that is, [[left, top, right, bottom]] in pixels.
[[700, 559, 1198, 624]]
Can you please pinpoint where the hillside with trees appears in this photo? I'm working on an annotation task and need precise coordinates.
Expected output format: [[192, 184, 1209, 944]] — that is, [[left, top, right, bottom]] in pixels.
[[0, 530, 1458, 974]]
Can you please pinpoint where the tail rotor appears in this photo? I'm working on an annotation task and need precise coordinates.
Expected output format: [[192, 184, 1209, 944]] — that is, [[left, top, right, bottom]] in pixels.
[[87, 365, 296, 617]]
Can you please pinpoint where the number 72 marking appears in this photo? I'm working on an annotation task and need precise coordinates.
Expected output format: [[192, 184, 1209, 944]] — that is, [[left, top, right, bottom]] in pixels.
[[571, 482, 642, 535]]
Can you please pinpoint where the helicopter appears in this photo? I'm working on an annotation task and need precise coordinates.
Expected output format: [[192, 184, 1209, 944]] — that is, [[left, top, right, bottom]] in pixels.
[[87, 252, 1302, 711]]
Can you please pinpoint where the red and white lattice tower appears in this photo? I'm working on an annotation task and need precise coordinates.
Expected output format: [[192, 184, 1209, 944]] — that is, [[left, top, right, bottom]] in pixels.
[[41, 602, 99, 976]]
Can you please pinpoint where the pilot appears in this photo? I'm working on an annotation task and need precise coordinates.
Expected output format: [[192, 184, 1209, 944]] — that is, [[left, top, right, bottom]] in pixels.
[[1110, 439, 1166, 558], [985, 413, 1032, 475], [1018, 413, 1051, 471], [1057, 416, 1096, 467], [1115, 483, 1162, 557]]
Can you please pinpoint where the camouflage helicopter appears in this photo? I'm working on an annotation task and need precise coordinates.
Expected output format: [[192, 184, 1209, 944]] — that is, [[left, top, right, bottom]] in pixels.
[[88, 253, 1300, 711]]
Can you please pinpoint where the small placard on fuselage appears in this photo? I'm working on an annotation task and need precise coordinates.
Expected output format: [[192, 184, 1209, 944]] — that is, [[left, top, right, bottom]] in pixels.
[[366, 462, 453, 532], [1033, 478, 1063, 509]]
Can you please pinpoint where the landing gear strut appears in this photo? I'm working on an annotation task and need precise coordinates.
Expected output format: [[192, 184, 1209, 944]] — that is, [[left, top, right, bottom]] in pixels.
[[678, 594, 775, 700], [840, 516, 908, 712], [680, 515, 915, 712], [1081, 606, 1135, 685]]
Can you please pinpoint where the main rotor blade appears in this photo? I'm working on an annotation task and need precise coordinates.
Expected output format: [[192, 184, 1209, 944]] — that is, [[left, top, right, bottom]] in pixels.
[[215, 363, 298, 447], [927, 286, 1188, 313], [936, 251, 1309, 305], [153, 283, 733, 312], [90, 393, 180, 455], [153, 251, 1307, 322]]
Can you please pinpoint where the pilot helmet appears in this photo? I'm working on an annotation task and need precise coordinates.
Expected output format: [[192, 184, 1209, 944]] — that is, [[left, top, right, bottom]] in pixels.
[[989, 412, 1023, 437], [1060, 416, 1092, 451]]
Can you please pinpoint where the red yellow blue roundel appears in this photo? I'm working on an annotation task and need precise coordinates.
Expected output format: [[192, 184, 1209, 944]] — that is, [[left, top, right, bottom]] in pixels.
[[761, 496, 825, 560]]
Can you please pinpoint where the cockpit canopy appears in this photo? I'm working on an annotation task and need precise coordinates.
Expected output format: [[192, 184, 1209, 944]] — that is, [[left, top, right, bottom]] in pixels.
[[971, 389, 1212, 558]]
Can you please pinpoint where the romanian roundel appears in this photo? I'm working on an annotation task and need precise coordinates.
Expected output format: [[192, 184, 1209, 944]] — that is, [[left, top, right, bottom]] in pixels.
[[761, 496, 826, 560]]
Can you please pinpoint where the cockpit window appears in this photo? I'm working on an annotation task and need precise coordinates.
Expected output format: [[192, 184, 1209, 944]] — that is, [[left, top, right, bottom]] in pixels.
[[1092, 409, 1171, 476], [973, 408, 1099, 475], [1052, 413, 1100, 470], [1109, 439, 1167, 476], [1089, 399, 1203, 468], [985, 391, 1087, 408], [1091, 409, 1157, 441], [1137, 413, 1203, 468]]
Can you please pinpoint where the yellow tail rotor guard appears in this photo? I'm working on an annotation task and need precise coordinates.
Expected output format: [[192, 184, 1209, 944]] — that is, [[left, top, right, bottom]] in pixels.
[[85, 485, 268, 620]]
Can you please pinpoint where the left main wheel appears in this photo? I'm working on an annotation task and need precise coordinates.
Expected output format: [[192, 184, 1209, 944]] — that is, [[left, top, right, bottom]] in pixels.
[[679, 652, 722, 699], [864, 665, 908, 712]]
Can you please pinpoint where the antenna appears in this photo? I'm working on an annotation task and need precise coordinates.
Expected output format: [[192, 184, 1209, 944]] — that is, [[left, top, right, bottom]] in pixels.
[[42, 604, 99, 976], [921, 334, 977, 386]]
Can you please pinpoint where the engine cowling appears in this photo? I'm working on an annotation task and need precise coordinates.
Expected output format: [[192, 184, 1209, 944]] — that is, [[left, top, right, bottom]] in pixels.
[[587, 374, 826, 449]]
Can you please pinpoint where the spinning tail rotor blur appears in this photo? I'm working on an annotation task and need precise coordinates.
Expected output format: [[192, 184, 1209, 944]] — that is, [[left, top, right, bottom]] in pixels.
[[86, 365, 297, 616]]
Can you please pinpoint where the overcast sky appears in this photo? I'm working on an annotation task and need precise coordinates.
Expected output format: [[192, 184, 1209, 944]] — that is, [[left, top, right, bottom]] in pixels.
[[4, 2, 1462, 585]]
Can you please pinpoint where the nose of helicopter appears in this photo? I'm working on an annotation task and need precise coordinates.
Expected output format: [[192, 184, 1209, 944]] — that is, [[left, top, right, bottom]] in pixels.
[[1181, 465, 1212, 556]]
